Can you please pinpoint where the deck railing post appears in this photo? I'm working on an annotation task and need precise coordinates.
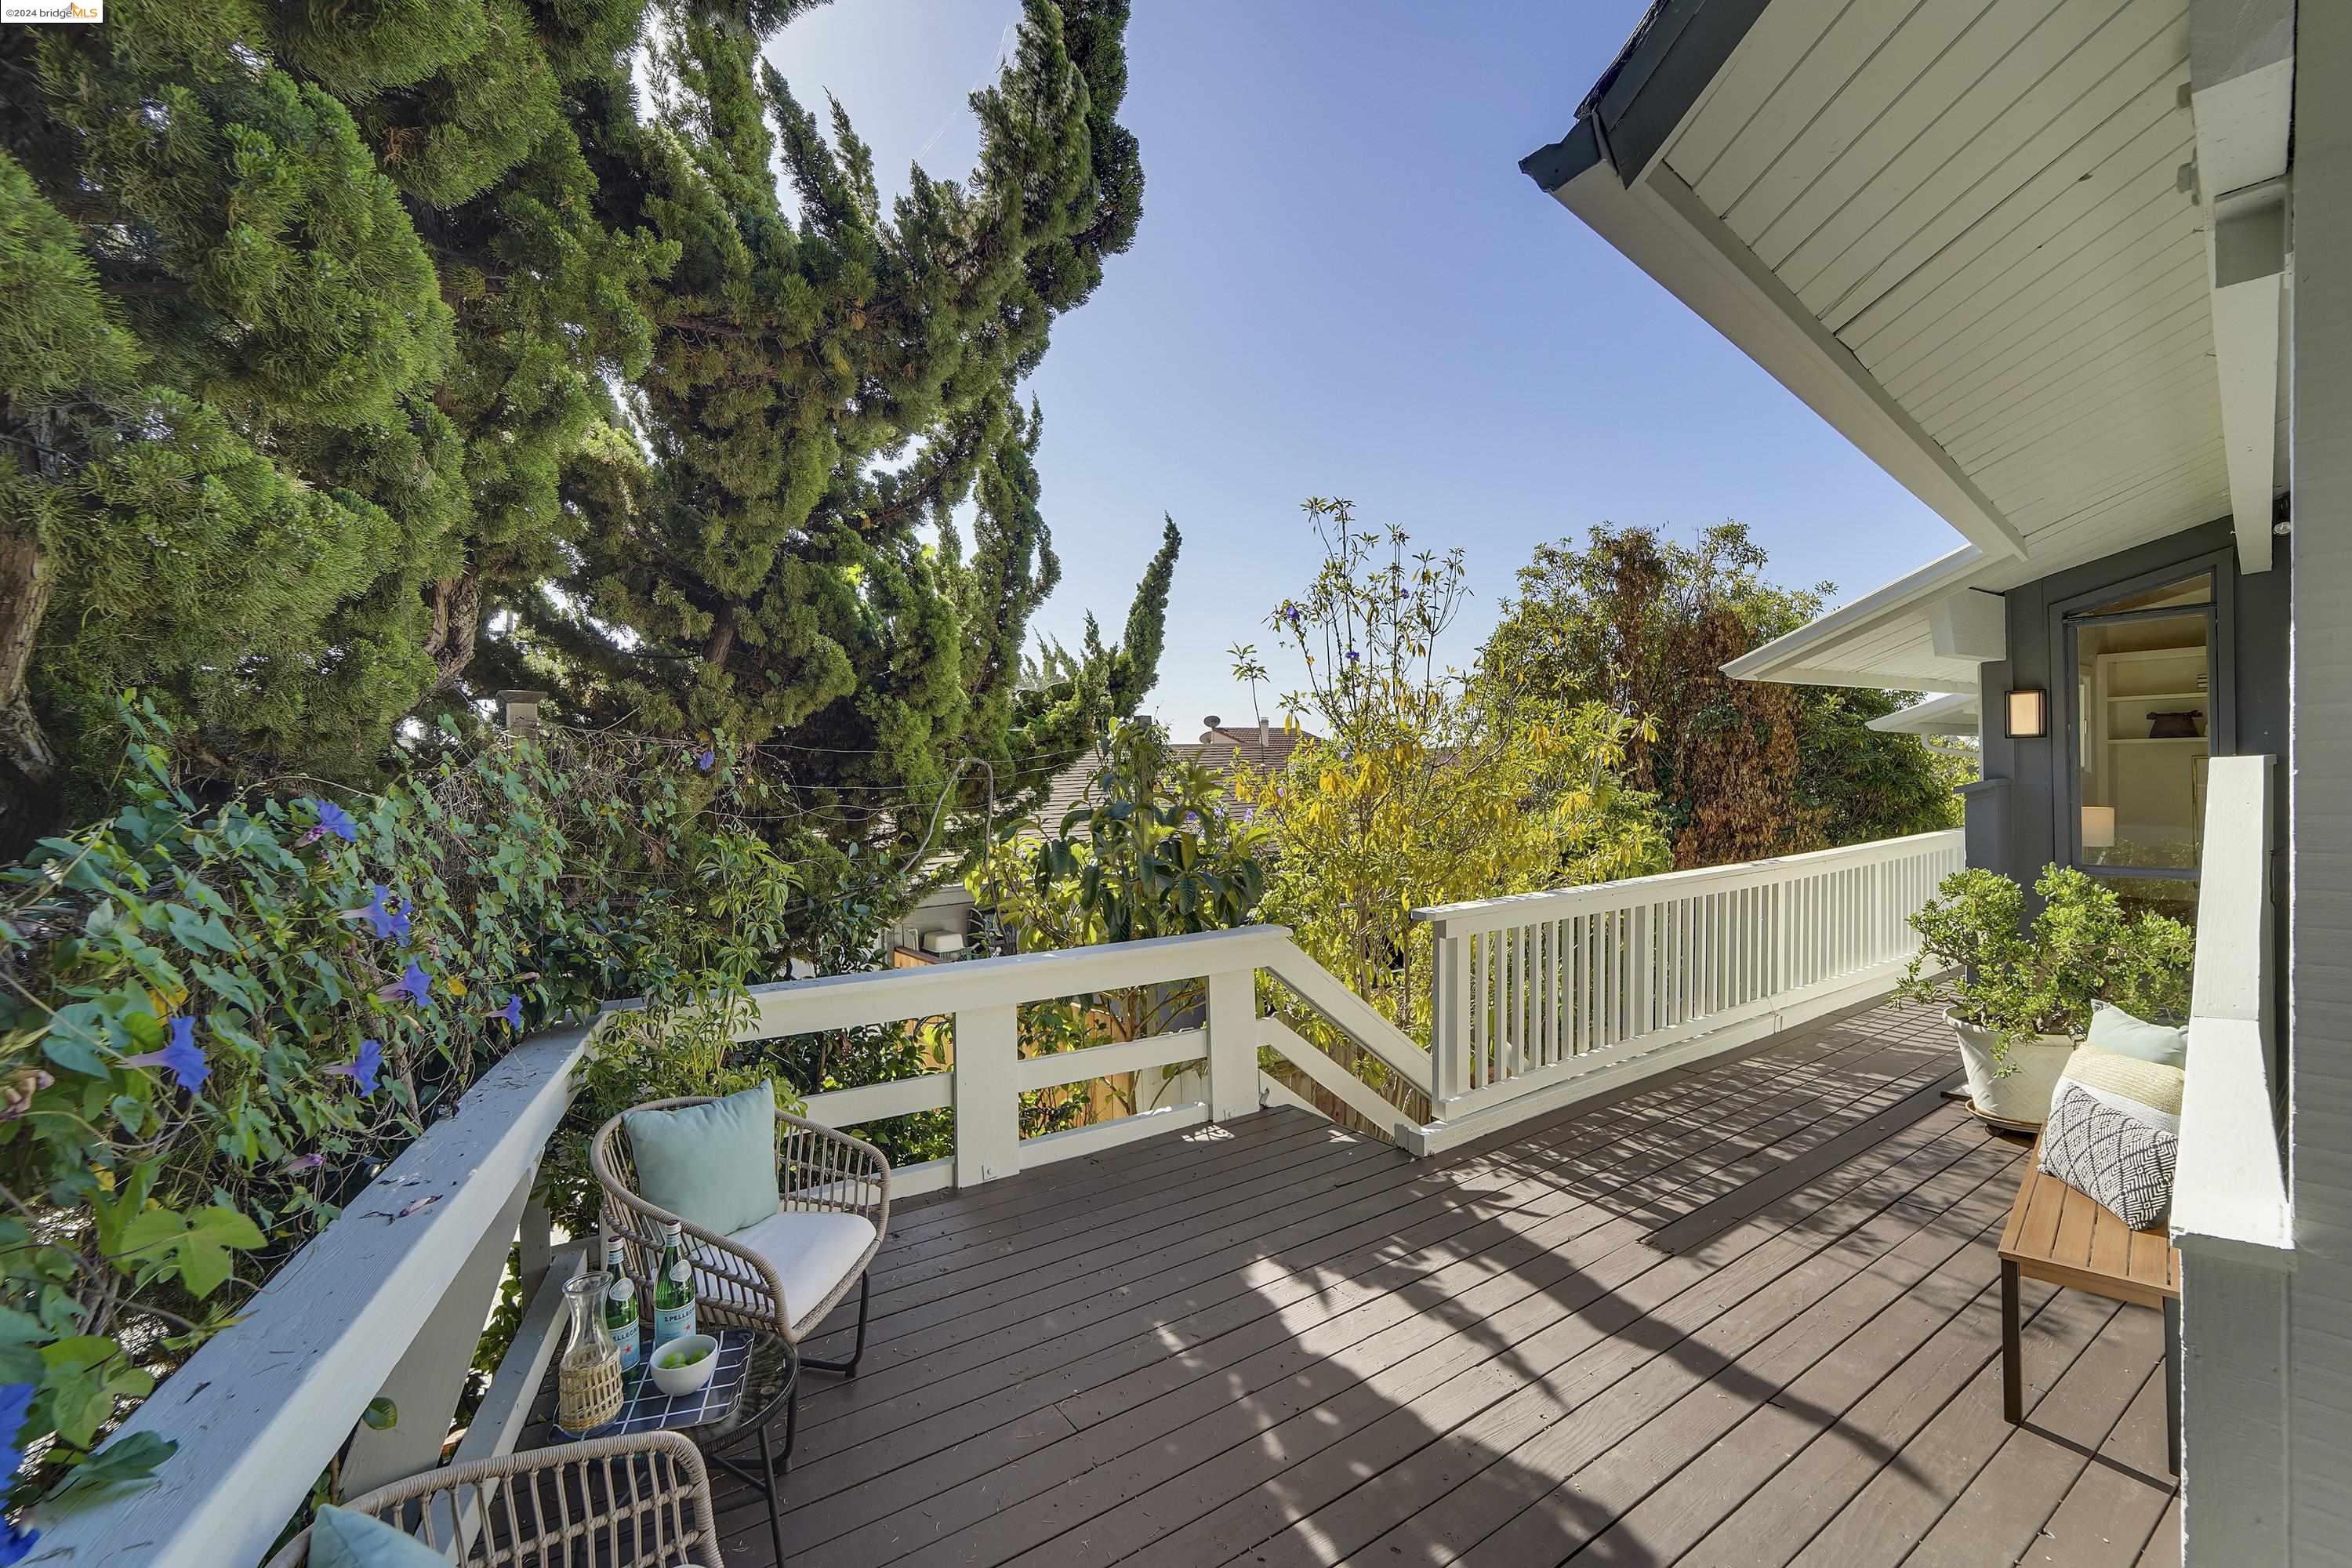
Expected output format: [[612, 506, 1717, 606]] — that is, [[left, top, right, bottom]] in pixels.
[[1204, 967, 1261, 1122], [517, 1190, 554, 1300], [953, 1004, 1021, 1185], [1429, 930, 1468, 1111], [339, 1164, 536, 1497]]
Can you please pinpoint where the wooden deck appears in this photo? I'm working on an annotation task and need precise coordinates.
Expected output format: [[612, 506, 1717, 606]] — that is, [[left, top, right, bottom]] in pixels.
[[722, 999, 2179, 1567]]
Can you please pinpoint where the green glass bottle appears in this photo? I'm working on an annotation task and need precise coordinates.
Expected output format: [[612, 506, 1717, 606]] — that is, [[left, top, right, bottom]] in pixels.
[[652, 1221, 697, 1348], [604, 1237, 641, 1375]]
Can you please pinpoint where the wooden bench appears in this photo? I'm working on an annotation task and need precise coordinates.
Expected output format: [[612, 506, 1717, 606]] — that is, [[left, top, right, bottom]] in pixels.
[[1996, 1151, 2181, 1468]]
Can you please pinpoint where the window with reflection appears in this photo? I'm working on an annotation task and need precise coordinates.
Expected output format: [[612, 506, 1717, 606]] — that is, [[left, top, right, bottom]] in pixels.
[[2065, 572, 2215, 883]]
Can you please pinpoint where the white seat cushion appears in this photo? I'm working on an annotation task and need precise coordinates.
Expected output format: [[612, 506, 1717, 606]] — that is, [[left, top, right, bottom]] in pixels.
[[715, 1209, 876, 1331]]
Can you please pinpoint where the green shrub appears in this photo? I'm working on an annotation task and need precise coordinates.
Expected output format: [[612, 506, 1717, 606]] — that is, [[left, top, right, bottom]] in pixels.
[[1896, 864, 2196, 1056]]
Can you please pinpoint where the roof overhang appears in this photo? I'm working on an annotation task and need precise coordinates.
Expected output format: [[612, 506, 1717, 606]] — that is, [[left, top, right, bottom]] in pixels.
[[1864, 691, 1980, 739], [1723, 546, 1994, 693], [1526, 0, 2296, 689]]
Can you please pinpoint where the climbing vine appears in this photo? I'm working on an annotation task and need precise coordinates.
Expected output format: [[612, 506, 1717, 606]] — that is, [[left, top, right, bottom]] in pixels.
[[0, 699, 828, 1536]]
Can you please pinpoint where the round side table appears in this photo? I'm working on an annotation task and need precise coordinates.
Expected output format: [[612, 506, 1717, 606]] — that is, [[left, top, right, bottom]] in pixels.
[[678, 1331, 798, 1565]]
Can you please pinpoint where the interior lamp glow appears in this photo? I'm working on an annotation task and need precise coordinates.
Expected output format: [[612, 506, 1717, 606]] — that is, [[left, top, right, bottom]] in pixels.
[[2080, 805, 2117, 850], [2005, 688, 2049, 739]]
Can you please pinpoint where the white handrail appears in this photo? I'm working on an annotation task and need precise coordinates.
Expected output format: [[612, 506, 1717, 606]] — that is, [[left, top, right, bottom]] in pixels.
[[1414, 829, 1965, 938], [2173, 755, 2291, 1261], [38, 1020, 607, 1568], [737, 924, 1434, 1189], [739, 925, 1292, 1033], [2169, 755, 2292, 1568]]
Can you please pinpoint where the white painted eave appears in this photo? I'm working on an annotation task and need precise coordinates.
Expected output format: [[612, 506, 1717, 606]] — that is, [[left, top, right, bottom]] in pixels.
[[1722, 546, 1990, 691], [1864, 691, 1980, 737], [1552, 159, 2030, 567], [2190, 0, 2294, 573]]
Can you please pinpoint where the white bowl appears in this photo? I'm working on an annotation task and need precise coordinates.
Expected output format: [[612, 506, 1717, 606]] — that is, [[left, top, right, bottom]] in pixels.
[[649, 1334, 719, 1396]]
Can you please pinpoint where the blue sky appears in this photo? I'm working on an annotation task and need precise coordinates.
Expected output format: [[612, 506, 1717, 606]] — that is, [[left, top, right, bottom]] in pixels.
[[769, 0, 1962, 735]]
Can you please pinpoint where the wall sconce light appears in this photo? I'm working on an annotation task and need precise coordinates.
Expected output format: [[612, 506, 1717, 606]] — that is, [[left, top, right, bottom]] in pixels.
[[2005, 688, 2048, 739], [497, 689, 547, 734], [2080, 804, 2116, 850]]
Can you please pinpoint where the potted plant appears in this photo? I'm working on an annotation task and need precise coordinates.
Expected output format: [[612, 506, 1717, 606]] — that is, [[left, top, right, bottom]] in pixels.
[[1896, 865, 2194, 1127]]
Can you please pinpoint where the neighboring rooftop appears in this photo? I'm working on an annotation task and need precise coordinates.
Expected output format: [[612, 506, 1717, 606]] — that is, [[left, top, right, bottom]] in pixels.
[[1193, 715, 1316, 775]]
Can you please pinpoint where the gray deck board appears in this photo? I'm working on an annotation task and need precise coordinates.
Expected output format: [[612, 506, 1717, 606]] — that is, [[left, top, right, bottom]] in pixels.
[[708, 998, 2179, 1567]]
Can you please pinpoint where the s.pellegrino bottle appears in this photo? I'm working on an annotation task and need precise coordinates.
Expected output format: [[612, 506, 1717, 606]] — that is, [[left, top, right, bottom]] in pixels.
[[604, 1236, 641, 1374], [652, 1221, 697, 1348]]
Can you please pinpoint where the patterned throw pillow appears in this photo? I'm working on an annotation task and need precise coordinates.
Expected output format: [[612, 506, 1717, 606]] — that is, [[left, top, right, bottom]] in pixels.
[[2037, 1046, 2185, 1231]]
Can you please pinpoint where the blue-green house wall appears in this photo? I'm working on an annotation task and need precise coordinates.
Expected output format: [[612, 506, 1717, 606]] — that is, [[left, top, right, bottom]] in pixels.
[[1967, 517, 2290, 908]]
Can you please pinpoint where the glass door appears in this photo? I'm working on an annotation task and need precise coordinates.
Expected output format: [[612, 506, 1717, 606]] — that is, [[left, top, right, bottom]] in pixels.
[[2063, 572, 2217, 919]]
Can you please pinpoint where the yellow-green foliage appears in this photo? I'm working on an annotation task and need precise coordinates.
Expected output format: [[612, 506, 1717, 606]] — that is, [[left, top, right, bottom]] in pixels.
[[1231, 501, 1670, 1053]]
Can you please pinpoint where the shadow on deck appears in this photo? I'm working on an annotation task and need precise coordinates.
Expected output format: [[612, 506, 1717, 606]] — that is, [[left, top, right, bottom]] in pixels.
[[718, 998, 2179, 1568]]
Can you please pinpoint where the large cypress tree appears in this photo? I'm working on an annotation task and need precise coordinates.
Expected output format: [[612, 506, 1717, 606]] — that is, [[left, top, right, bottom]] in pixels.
[[534, 0, 1165, 870], [0, 6, 458, 816], [0, 0, 1164, 891]]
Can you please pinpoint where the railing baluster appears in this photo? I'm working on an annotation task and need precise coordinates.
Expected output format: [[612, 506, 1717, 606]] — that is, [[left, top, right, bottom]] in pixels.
[[1515, 926, 1534, 1086], [1523, 922, 1536, 1076], [1544, 921, 1555, 1067], [1498, 927, 1515, 1085], [1600, 909, 1616, 1050], [1468, 931, 1485, 1091], [1675, 897, 1690, 1025], [1537, 920, 1553, 1069], [1718, 891, 1730, 1016], [1573, 913, 1588, 1057]]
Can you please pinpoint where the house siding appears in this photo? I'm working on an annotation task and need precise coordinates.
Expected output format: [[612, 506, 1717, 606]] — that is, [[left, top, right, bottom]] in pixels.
[[2291, 2, 2352, 1559]]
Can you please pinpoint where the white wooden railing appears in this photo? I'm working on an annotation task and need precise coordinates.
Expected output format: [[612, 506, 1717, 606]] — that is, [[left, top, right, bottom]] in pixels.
[[2171, 755, 2292, 1566], [45, 831, 1961, 1563], [1413, 830, 1964, 1149], [40, 926, 1426, 1566], [756, 924, 1435, 1191]]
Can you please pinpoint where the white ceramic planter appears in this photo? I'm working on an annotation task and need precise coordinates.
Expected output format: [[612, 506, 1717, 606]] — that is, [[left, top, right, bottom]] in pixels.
[[1948, 1013, 2076, 1128]]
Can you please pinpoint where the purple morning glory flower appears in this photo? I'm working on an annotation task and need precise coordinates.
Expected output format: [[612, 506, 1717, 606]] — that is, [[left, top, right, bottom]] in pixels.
[[344, 884, 411, 943], [0, 1381, 36, 1560], [330, 1037, 384, 1095], [284, 1152, 325, 1173], [1345, 648, 1360, 662], [379, 961, 432, 1008], [122, 1016, 210, 1094], [306, 799, 358, 844], [495, 993, 523, 1029], [696, 747, 716, 773]]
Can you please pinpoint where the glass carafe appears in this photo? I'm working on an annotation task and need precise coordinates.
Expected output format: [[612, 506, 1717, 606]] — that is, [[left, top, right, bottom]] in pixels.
[[557, 1269, 624, 1431]]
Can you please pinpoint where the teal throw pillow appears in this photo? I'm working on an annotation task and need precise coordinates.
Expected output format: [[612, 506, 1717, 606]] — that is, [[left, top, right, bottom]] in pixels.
[[310, 1505, 449, 1568], [625, 1080, 779, 1236], [2086, 1000, 2187, 1069]]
